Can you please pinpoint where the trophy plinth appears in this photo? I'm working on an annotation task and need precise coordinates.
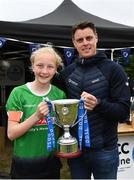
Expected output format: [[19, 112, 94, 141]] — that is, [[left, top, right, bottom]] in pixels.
[[52, 99, 81, 158]]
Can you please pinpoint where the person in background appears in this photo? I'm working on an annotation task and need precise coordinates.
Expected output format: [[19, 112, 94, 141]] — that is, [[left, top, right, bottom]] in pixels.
[[6, 47, 66, 179], [54, 21, 131, 179]]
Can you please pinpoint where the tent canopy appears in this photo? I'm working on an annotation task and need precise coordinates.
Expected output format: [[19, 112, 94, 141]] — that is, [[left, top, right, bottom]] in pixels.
[[0, 0, 134, 48]]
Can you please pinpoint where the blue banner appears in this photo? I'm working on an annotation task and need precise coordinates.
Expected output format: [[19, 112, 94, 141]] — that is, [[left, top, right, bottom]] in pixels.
[[114, 58, 119, 64], [29, 43, 43, 54], [0, 37, 6, 48], [121, 48, 131, 66], [64, 48, 74, 65]]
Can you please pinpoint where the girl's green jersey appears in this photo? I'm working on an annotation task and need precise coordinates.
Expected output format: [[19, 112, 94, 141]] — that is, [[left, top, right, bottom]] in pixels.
[[6, 83, 66, 158]]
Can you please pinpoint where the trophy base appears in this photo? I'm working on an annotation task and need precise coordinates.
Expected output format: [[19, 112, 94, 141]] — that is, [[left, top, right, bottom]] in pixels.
[[55, 150, 81, 158], [55, 138, 81, 158]]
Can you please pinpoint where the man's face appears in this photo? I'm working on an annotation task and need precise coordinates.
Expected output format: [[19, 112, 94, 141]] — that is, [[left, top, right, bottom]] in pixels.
[[72, 27, 98, 58]]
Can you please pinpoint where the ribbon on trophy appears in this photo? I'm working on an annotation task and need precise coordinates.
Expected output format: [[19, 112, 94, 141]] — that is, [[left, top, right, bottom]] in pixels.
[[77, 99, 90, 150], [44, 98, 55, 151]]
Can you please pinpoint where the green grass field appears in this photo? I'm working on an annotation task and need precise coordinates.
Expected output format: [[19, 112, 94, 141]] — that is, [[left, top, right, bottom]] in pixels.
[[0, 139, 71, 179]]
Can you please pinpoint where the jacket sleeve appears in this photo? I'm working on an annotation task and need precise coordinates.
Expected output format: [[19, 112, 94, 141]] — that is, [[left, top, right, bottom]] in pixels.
[[95, 62, 131, 123]]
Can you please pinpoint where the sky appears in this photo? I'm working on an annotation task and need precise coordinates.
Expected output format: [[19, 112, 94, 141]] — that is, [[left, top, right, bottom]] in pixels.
[[0, 0, 134, 27]]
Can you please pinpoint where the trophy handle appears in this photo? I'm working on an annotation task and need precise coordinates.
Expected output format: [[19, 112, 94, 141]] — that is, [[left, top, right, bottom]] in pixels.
[[71, 110, 87, 127]]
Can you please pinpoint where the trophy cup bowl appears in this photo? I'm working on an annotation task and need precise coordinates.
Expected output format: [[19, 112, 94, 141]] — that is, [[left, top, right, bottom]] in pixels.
[[52, 99, 81, 158]]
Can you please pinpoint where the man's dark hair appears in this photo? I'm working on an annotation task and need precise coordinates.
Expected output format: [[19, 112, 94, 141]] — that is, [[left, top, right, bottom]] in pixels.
[[72, 21, 97, 38]]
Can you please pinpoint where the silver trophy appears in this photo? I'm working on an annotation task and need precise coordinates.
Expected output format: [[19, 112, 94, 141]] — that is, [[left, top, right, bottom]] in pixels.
[[52, 99, 81, 158]]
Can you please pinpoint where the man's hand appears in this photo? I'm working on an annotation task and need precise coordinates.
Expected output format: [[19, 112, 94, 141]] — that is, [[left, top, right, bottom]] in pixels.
[[81, 91, 98, 110]]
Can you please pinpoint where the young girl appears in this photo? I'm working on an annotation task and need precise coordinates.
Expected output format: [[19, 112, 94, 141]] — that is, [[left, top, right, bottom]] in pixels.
[[6, 47, 66, 179]]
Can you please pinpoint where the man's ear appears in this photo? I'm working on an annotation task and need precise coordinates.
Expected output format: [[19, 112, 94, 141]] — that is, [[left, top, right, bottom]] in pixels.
[[72, 38, 76, 48], [95, 33, 98, 43]]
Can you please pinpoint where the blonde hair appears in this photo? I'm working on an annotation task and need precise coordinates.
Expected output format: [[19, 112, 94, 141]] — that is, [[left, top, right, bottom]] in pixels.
[[30, 47, 63, 68]]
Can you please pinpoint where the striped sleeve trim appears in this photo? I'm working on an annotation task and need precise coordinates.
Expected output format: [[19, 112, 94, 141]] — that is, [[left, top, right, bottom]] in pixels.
[[7, 111, 23, 122]]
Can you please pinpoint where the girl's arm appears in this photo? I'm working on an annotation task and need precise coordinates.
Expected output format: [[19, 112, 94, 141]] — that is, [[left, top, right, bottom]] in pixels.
[[7, 101, 49, 140]]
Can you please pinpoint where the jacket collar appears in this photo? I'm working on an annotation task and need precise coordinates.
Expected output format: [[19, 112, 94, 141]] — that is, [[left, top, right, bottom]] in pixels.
[[76, 52, 108, 66]]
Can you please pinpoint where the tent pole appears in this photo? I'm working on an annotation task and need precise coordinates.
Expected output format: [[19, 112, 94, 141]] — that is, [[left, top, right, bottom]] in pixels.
[[111, 49, 114, 61]]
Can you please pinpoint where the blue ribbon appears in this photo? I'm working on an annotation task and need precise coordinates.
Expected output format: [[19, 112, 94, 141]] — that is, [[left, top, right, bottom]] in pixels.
[[46, 101, 55, 151], [77, 99, 90, 150], [83, 112, 90, 147], [78, 100, 84, 150]]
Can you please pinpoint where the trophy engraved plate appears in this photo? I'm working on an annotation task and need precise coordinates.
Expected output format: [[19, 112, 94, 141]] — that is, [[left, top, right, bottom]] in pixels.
[[52, 99, 81, 158]]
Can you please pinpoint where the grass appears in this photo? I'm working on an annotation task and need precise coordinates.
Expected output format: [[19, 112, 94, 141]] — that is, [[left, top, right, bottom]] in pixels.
[[0, 138, 71, 179], [0, 138, 12, 178]]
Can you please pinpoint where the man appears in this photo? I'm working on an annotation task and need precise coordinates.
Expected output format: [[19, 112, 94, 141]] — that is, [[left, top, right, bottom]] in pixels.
[[54, 21, 131, 179]]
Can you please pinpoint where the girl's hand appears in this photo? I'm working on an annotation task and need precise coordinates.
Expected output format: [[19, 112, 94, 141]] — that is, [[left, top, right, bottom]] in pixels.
[[35, 101, 49, 119]]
